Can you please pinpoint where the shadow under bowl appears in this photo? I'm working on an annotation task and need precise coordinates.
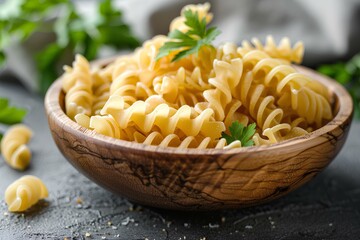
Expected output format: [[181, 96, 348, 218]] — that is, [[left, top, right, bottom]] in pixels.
[[45, 63, 353, 210]]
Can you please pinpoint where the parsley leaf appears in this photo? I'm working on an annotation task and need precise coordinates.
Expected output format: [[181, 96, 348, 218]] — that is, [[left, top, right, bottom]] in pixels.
[[0, 97, 27, 125], [156, 9, 221, 62], [222, 121, 256, 147]]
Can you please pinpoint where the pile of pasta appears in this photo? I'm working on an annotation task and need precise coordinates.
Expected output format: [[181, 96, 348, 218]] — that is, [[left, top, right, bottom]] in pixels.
[[61, 3, 333, 149]]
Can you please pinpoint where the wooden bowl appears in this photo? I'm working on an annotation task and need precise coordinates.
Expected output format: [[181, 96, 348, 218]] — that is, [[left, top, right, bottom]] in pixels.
[[45, 61, 353, 210]]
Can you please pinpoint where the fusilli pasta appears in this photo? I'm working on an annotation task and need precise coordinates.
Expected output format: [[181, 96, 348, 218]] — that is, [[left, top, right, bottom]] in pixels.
[[1, 124, 33, 170], [60, 3, 333, 149], [5, 175, 48, 212], [62, 54, 93, 120], [238, 35, 304, 64]]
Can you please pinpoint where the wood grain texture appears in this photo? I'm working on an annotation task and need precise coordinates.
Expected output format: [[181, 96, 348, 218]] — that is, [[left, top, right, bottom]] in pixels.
[[44, 62, 353, 210]]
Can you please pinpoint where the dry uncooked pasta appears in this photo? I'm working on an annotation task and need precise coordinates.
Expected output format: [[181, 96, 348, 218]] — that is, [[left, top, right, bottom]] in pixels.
[[61, 3, 333, 149], [1, 124, 33, 170], [5, 175, 48, 212]]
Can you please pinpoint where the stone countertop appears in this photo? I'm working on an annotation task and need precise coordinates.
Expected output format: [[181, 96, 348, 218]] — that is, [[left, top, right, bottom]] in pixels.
[[0, 77, 359, 240]]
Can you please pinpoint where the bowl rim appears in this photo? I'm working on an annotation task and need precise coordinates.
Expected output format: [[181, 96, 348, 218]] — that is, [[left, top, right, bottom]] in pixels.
[[45, 60, 353, 157]]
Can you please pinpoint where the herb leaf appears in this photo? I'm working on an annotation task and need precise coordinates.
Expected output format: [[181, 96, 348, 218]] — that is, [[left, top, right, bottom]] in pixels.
[[156, 9, 221, 62], [222, 121, 256, 147], [0, 97, 27, 125]]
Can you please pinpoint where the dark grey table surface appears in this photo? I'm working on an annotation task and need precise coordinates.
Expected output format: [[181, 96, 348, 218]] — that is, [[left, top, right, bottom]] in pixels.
[[0, 76, 360, 240]]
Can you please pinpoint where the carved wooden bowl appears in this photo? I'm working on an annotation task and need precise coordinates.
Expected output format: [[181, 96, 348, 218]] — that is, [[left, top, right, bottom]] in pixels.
[[45, 62, 353, 210]]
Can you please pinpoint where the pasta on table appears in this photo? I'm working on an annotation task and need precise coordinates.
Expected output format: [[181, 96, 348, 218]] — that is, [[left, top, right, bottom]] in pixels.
[[61, 3, 333, 149], [1, 124, 33, 170], [5, 175, 48, 212]]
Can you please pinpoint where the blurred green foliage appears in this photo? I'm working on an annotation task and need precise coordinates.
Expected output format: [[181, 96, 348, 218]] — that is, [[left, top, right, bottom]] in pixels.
[[318, 54, 360, 119], [0, 97, 27, 125], [0, 0, 140, 95], [0, 97, 28, 139]]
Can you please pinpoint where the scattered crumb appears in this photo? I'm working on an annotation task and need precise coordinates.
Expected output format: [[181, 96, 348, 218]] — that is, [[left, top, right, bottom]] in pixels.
[[184, 223, 190, 228], [114, 234, 120, 238], [85, 232, 91, 238], [199, 237, 206, 240], [221, 217, 226, 223], [3, 212, 8, 216], [112, 226, 118, 230], [270, 221, 275, 225], [107, 221, 112, 226], [76, 197, 83, 204], [329, 223, 333, 227], [208, 223, 219, 229], [101, 236, 106, 240], [162, 229, 166, 232], [245, 225, 253, 229], [121, 217, 135, 226]]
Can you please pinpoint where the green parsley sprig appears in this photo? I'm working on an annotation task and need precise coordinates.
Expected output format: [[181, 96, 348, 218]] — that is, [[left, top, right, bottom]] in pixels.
[[156, 9, 221, 62], [222, 121, 256, 147]]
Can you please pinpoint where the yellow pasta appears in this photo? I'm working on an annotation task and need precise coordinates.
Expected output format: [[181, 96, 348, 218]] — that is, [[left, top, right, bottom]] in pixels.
[[238, 35, 304, 64], [246, 51, 332, 127], [134, 131, 230, 149], [153, 67, 209, 107], [5, 175, 48, 212], [197, 58, 243, 121], [60, 3, 333, 149], [231, 71, 284, 130], [62, 54, 93, 120], [1, 124, 33, 170]]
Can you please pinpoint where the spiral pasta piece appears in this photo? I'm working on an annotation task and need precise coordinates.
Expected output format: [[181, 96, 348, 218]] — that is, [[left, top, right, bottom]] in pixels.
[[253, 123, 308, 145], [62, 54, 93, 120], [238, 35, 304, 64], [1, 124, 33, 171], [199, 58, 243, 121], [89, 115, 122, 139], [5, 175, 48, 212], [231, 71, 284, 131], [216, 42, 242, 62]]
